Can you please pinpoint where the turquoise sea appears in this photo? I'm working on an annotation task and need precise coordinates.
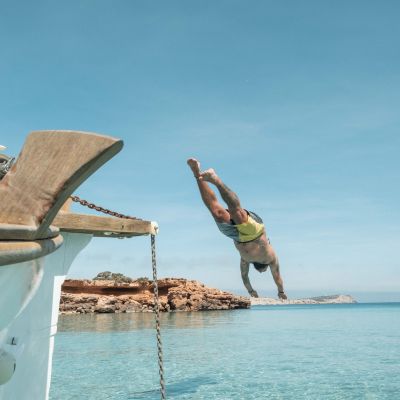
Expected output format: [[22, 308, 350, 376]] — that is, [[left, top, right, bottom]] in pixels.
[[49, 303, 400, 400]]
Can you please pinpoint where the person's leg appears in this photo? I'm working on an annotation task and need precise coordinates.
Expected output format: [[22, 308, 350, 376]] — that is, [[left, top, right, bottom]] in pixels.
[[187, 159, 230, 223], [200, 168, 248, 224]]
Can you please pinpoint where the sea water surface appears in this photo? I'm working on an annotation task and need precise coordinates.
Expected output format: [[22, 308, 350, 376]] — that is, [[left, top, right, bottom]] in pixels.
[[49, 303, 400, 400]]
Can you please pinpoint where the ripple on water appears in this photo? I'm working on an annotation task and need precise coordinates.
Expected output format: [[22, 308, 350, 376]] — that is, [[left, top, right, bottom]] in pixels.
[[50, 304, 400, 400]]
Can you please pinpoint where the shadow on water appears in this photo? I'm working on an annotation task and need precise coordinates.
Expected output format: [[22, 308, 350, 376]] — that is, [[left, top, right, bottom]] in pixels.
[[128, 375, 217, 399]]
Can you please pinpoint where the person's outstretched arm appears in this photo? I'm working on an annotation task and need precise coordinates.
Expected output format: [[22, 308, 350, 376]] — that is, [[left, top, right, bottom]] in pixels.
[[240, 258, 258, 297], [269, 257, 287, 299]]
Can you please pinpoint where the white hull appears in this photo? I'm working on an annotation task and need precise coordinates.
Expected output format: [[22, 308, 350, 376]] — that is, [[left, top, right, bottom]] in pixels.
[[0, 233, 92, 400], [0, 130, 156, 399]]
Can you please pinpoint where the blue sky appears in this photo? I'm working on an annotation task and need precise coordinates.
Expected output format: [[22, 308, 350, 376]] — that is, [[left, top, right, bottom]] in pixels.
[[1, 1, 399, 300]]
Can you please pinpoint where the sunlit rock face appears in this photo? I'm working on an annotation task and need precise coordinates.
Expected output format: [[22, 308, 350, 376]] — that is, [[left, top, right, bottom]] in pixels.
[[60, 278, 250, 313]]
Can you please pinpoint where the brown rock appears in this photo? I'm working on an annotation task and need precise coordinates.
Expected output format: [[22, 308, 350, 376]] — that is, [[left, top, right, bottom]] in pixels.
[[60, 277, 250, 314]]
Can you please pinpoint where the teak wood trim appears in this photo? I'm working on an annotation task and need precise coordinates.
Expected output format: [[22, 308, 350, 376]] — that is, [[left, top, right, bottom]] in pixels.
[[53, 212, 158, 237], [0, 130, 123, 240]]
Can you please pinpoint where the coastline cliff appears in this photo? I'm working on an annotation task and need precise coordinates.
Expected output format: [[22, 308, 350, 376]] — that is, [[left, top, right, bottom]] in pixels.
[[60, 277, 251, 313], [59, 273, 356, 314]]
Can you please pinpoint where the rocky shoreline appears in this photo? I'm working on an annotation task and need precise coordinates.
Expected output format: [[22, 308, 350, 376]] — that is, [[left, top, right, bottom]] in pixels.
[[59, 275, 356, 314], [60, 278, 250, 314]]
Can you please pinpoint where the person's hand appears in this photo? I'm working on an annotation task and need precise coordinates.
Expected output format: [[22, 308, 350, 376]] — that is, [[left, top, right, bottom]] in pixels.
[[278, 291, 287, 300], [249, 289, 259, 298]]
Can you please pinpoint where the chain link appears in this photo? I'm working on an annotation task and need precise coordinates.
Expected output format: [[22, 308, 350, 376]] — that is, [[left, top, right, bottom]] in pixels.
[[71, 195, 165, 398], [151, 234, 167, 399], [70, 195, 142, 220]]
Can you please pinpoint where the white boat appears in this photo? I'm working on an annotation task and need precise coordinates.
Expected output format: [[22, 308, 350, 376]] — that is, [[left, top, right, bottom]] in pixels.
[[0, 131, 158, 400]]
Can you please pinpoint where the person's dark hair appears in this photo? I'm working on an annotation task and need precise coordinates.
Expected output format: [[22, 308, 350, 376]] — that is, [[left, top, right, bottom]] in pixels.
[[253, 262, 269, 272]]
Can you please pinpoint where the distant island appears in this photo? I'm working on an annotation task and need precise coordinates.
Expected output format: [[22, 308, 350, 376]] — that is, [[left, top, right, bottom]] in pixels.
[[251, 294, 356, 306], [60, 272, 356, 314]]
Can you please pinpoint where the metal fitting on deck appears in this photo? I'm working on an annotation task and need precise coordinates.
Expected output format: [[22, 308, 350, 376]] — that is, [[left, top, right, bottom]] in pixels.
[[151, 222, 159, 235]]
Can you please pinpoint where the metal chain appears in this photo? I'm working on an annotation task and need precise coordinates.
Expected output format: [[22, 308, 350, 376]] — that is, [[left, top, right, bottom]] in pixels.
[[151, 234, 166, 400], [71, 195, 165, 398], [70, 195, 142, 220], [0, 155, 15, 180]]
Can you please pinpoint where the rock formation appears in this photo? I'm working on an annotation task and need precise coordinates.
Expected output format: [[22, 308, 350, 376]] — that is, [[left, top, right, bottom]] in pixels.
[[251, 294, 356, 306], [60, 278, 250, 314]]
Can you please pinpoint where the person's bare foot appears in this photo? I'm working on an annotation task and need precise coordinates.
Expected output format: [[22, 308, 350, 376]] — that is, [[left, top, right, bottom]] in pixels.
[[199, 168, 221, 185], [187, 158, 201, 178]]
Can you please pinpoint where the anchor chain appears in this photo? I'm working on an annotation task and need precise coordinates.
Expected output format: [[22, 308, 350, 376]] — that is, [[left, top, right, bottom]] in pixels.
[[71, 195, 166, 399], [70, 195, 142, 220], [151, 234, 167, 400]]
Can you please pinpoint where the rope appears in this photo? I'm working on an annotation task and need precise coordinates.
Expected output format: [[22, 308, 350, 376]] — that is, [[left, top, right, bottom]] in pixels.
[[151, 234, 167, 399]]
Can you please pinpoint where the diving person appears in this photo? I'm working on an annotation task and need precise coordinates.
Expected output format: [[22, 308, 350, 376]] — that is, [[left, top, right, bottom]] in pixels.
[[187, 158, 287, 299]]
